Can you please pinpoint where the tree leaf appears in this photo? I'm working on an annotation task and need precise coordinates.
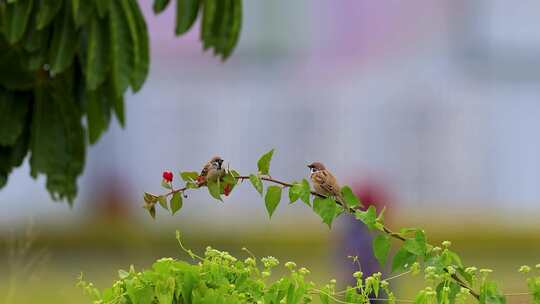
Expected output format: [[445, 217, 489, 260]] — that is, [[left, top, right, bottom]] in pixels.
[[158, 195, 168, 210], [391, 247, 416, 273], [264, 185, 281, 218], [355, 205, 377, 230], [30, 74, 85, 204], [3, 0, 34, 44], [180, 171, 199, 182], [288, 182, 302, 204], [175, 0, 200, 35], [249, 174, 263, 196], [108, 0, 133, 98], [170, 192, 183, 214], [153, 0, 171, 13], [0, 88, 30, 146], [257, 149, 274, 175], [35, 0, 63, 30], [313, 197, 337, 228], [48, 2, 78, 75], [222, 0, 241, 59], [207, 180, 221, 201], [300, 179, 311, 206], [341, 185, 362, 208], [85, 16, 109, 90], [72, 0, 95, 27], [127, 0, 149, 92], [402, 230, 427, 256], [372, 234, 391, 266]]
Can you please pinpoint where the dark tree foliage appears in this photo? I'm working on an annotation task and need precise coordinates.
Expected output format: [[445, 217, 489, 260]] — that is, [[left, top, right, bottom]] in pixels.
[[0, 0, 243, 204]]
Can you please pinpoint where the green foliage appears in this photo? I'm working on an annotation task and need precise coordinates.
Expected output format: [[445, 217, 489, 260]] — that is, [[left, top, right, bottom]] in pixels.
[[372, 234, 391, 266], [312, 196, 337, 228], [152, 0, 243, 60], [0, 0, 244, 203], [249, 174, 263, 196], [137, 151, 540, 304], [170, 192, 183, 214], [264, 185, 281, 218], [341, 185, 362, 208], [257, 149, 274, 175]]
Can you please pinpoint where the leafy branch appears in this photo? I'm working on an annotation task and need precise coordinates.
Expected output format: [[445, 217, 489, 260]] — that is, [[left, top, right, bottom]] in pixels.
[[144, 150, 524, 303]]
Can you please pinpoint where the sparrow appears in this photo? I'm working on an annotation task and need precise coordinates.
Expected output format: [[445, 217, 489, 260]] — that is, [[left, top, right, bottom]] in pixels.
[[308, 162, 343, 203], [198, 156, 225, 184]]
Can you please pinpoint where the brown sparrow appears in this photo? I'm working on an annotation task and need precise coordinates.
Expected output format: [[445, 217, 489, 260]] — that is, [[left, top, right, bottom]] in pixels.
[[308, 162, 343, 203], [198, 156, 225, 184]]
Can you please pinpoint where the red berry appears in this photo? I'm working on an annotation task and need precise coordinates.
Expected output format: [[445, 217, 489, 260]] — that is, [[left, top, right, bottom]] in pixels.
[[223, 184, 232, 196], [162, 171, 173, 182]]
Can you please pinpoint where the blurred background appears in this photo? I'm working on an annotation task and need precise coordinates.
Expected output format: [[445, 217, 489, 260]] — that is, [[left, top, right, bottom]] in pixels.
[[2, 0, 540, 303]]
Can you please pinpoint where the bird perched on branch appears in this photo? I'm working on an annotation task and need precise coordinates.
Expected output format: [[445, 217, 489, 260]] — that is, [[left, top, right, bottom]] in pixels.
[[308, 162, 343, 203], [197, 156, 225, 184]]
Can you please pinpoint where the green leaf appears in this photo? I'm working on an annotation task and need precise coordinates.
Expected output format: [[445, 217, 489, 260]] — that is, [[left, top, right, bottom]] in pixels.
[[72, 0, 95, 27], [341, 185, 361, 208], [3, 0, 34, 44], [313, 197, 337, 228], [264, 185, 282, 218], [391, 247, 416, 272], [158, 195, 168, 210], [288, 182, 302, 203], [85, 16, 109, 91], [181, 171, 199, 182], [249, 174, 263, 195], [48, 2, 78, 75], [207, 180, 222, 201], [355, 205, 377, 230], [300, 179, 311, 206], [200, 0, 217, 50], [153, 0, 171, 13], [109, 0, 133, 98], [35, 0, 63, 30], [175, 0, 200, 35], [222, 0, 241, 59], [436, 281, 460, 304], [0, 89, 30, 146], [143, 192, 159, 204], [95, 0, 108, 17], [85, 86, 111, 144], [480, 281, 506, 304], [257, 149, 274, 175], [372, 234, 391, 266], [402, 230, 427, 256], [122, 0, 149, 92], [170, 192, 183, 214], [30, 76, 85, 204]]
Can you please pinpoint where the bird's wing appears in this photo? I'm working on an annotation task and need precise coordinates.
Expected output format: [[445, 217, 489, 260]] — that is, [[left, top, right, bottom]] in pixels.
[[200, 162, 211, 177], [313, 170, 341, 197]]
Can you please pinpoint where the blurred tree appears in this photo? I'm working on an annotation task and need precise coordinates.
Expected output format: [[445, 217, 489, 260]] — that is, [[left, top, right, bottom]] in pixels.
[[0, 0, 242, 204]]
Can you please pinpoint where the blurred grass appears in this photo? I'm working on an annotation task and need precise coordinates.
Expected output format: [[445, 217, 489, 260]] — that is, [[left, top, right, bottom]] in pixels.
[[1, 210, 539, 304]]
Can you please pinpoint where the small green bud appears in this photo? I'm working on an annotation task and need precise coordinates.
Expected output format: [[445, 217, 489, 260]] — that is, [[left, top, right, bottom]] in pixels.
[[465, 267, 477, 274], [330, 279, 337, 285], [261, 271, 270, 278], [447, 266, 456, 275], [480, 268, 493, 274], [519, 265, 531, 273], [443, 286, 450, 293], [442, 241, 452, 248], [353, 271, 363, 279], [536, 264, 540, 269], [380, 280, 389, 289], [432, 246, 442, 254], [285, 261, 297, 270], [373, 272, 382, 279], [299, 267, 311, 275]]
